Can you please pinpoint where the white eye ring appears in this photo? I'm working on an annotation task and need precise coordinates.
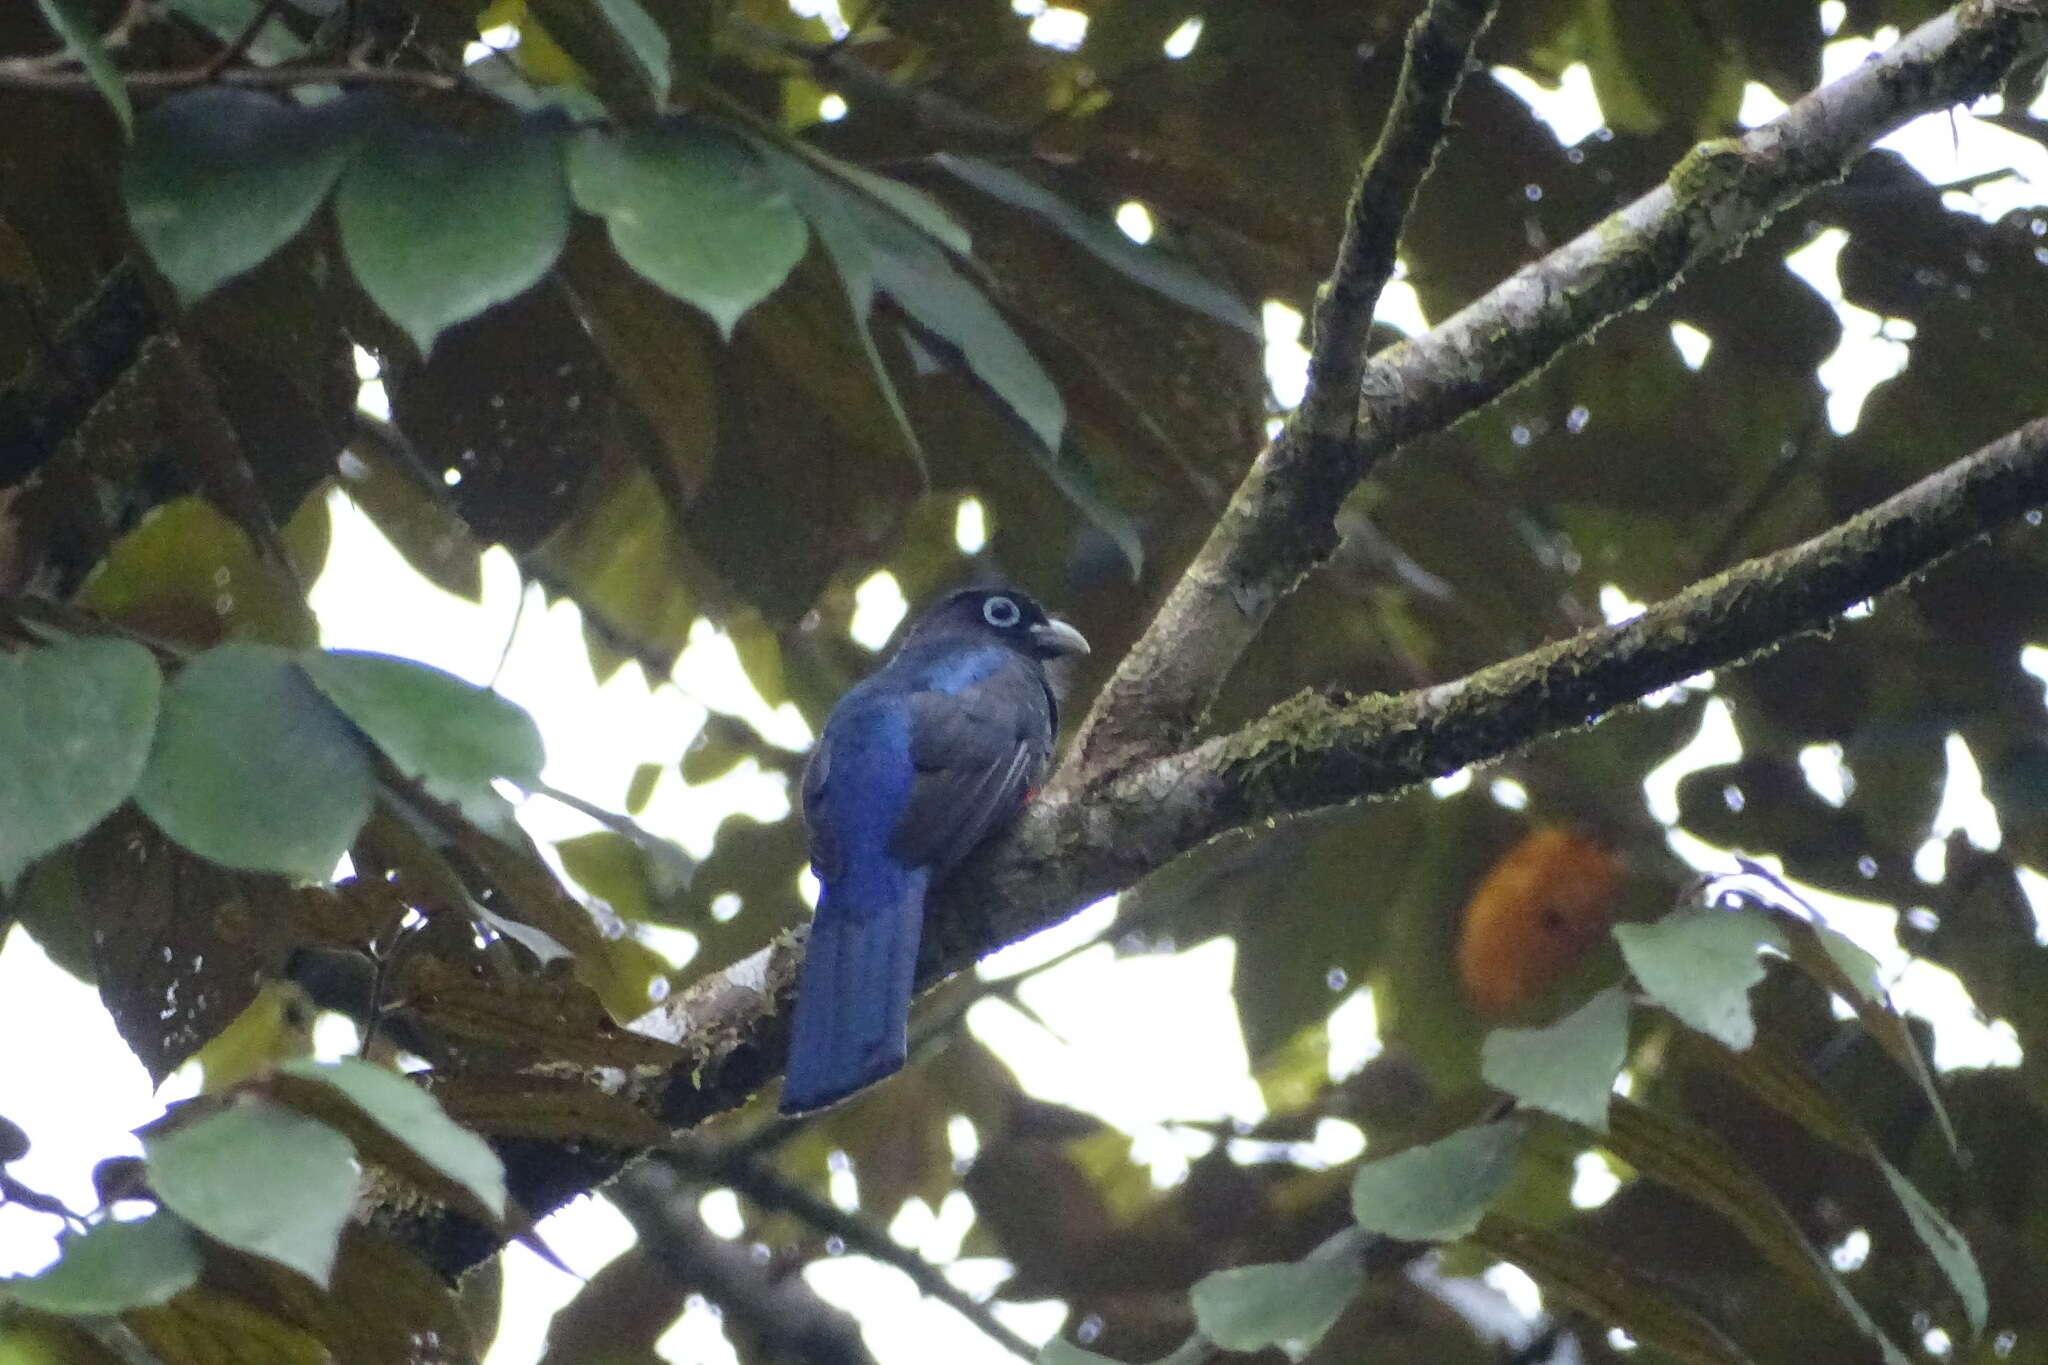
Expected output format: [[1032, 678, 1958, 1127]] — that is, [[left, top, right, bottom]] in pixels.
[[982, 596, 1022, 628]]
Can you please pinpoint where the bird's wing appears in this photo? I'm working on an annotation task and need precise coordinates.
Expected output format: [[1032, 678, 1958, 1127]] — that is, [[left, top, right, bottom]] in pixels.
[[890, 663, 1051, 876]]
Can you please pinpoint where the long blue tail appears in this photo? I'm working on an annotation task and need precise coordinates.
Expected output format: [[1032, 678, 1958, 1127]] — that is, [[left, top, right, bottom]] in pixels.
[[781, 864, 930, 1113]]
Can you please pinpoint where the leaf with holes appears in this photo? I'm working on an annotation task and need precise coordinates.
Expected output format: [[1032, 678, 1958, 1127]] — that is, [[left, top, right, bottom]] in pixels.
[[0, 638, 160, 891], [568, 123, 809, 338], [124, 89, 367, 302], [134, 644, 375, 881]]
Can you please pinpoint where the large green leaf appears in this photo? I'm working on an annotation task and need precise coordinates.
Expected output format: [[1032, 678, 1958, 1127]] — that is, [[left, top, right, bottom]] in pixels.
[[1877, 1157, 1987, 1340], [1614, 908, 1786, 1050], [299, 649, 543, 836], [756, 145, 1142, 569], [2, 1214, 199, 1317], [144, 1102, 360, 1288], [935, 154, 1259, 334], [1188, 1231, 1365, 1352], [567, 123, 809, 338], [839, 175, 1066, 455], [33, 0, 131, 135], [335, 115, 573, 354], [0, 638, 160, 890], [275, 1058, 508, 1221], [1481, 985, 1630, 1130], [123, 89, 366, 302], [133, 643, 375, 881], [1350, 1120, 1524, 1241]]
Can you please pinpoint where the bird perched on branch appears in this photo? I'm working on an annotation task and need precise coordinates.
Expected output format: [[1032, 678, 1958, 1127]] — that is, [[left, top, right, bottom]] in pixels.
[[781, 586, 1089, 1114]]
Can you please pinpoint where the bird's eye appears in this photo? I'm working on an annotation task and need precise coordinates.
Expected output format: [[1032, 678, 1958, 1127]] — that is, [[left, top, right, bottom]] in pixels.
[[982, 596, 1022, 628]]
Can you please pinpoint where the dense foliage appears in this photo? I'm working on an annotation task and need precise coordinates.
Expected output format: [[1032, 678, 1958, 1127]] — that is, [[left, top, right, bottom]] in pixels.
[[4, 0, 2048, 1362]]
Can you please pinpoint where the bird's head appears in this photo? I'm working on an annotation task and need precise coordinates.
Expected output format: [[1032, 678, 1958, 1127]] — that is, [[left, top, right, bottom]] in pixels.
[[908, 587, 1090, 661]]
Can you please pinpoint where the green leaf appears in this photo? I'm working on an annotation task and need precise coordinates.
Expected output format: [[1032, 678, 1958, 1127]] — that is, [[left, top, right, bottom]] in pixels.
[[756, 145, 1139, 566], [335, 115, 572, 354], [74, 495, 316, 649], [1350, 1119, 1524, 1241], [555, 829, 694, 925], [145, 1101, 360, 1287], [568, 123, 809, 339], [298, 649, 542, 836], [1472, 1217, 1757, 1365], [756, 141, 1066, 450], [3, 1214, 200, 1317], [624, 761, 662, 814], [0, 639, 161, 890], [830, 159, 971, 256], [757, 152, 924, 469], [1603, 1098, 1911, 1365], [1189, 1233, 1365, 1352], [1614, 907, 1786, 1050], [276, 1059, 508, 1221], [33, 0, 132, 136], [1878, 1157, 1987, 1339], [935, 154, 1260, 334], [134, 643, 375, 881], [592, 0, 671, 103], [1776, 914, 1959, 1154], [123, 89, 366, 302], [1481, 985, 1630, 1130], [847, 178, 1066, 453]]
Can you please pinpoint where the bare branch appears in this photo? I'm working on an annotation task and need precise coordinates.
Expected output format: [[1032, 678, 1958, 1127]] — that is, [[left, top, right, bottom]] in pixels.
[[1067, 0, 2048, 778], [609, 1159, 882, 1365], [1297, 0, 1496, 448], [666, 1142, 1040, 1362], [0, 60, 465, 95]]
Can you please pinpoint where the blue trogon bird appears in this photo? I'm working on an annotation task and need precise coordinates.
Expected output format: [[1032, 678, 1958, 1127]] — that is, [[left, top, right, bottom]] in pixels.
[[781, 587, 1089, 1113]]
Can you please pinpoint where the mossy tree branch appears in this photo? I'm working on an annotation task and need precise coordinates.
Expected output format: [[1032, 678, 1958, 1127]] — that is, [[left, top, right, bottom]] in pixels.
[[1067, 0, 2048, 778]]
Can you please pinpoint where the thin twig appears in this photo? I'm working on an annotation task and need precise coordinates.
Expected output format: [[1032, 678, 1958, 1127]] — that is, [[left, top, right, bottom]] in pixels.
[[11, 0, 152, 71], [1067, 0, 1499, 774], [200, 0, 290, 78], [611, 1159, 882, 1365], [664, 1143, 1041, 1362], [1295, 0, 1498, 448], [724, 16, 1027, 145], [0, 60, 465, 94]]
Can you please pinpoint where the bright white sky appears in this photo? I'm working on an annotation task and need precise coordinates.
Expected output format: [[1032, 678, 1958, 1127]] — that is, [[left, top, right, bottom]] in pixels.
[[6, 7, 2048, 1362]]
